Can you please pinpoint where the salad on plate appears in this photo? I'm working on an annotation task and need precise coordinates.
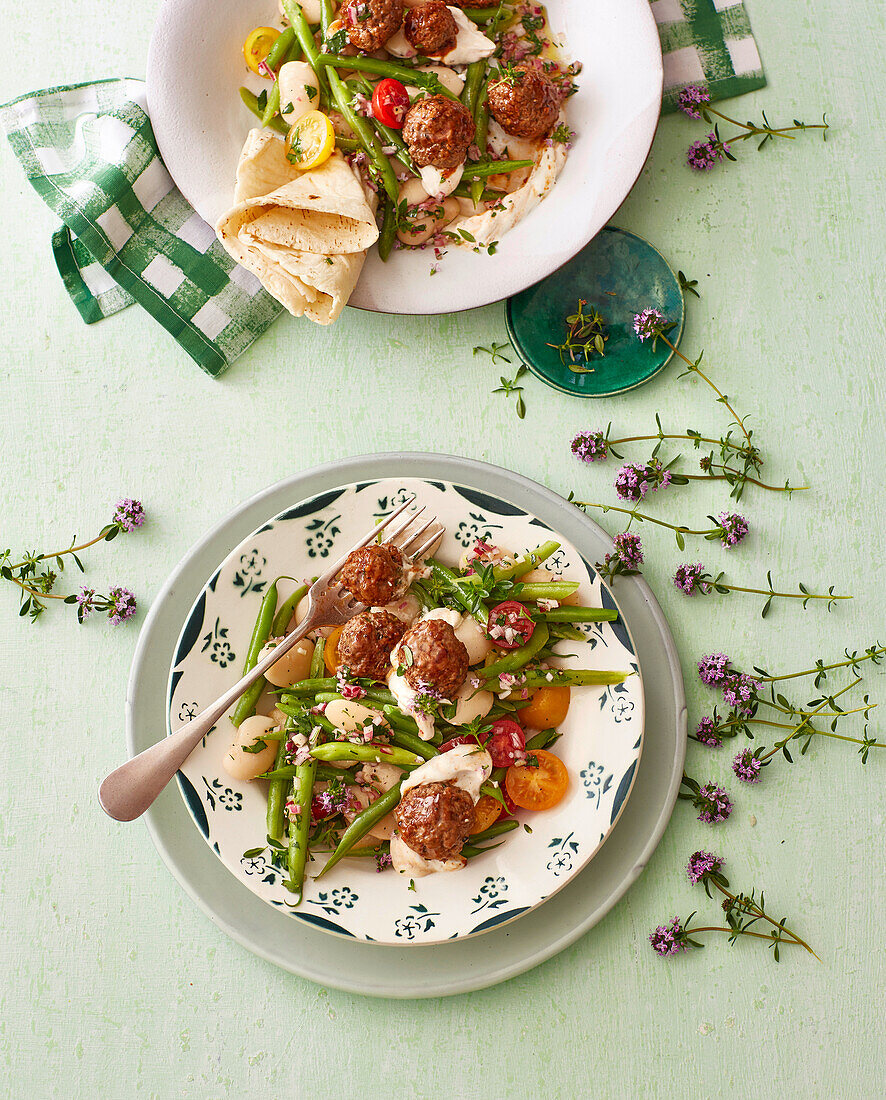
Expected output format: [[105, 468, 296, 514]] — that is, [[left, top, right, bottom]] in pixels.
[[221, 523, 629, 903], [217, 1, 581, 323]]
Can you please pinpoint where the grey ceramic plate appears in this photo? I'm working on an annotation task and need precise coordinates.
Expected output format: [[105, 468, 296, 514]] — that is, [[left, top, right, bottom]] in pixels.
[[126, 453, 686, 997]]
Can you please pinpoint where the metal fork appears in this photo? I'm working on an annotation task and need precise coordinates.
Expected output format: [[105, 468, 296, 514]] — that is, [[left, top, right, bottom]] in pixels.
[[98, 494, 443, 822]]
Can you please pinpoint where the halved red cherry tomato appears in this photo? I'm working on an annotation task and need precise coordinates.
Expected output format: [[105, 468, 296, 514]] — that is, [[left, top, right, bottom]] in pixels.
[[438, 735, 476, 753], [505, 749, 569, 811], [485, 718, 526, 768], [371, 78, 411, 128], [486, 600, 536, 650]]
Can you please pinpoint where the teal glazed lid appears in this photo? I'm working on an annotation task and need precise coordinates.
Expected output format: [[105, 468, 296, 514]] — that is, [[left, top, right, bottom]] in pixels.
[[505, 226, 685, 398]]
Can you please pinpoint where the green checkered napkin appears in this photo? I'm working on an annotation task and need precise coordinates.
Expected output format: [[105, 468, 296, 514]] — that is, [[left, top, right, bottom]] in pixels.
[[654, 0, 766, 112], [1, 6, 764, 375], [1, 78, 283, 377]]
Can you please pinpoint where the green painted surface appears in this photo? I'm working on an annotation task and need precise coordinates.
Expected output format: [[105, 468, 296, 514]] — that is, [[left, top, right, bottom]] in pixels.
[[0, 2, 883, 1097]]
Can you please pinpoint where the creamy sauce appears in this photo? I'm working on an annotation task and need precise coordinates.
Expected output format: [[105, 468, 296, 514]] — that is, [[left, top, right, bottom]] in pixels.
[[386, 7, 494, 64], [447, 118, 569, 247], [400, 744, 492, 802], [441, 7, 496, 66], [390, 834, 464, 877]]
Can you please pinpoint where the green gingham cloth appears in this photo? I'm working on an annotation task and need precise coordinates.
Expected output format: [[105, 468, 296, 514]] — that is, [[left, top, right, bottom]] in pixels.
[[1, 5, 764, 375], [654, 0, 765, 112], [1, 79, 283, 376]]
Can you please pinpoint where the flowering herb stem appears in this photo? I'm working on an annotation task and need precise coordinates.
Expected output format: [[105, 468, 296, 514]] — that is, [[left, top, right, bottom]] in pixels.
[[756, 680, 861, 763], [571, 500, 737, 549], [659, 334, 753, 447], [673, 565, 851, 615], [756, 645, 886, 684]]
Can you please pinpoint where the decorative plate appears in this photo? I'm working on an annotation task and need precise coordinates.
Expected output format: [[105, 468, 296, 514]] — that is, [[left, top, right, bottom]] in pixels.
[[167, 476, 644, 944], [506, 226, 686, 398], [146, 0, 663, 315]]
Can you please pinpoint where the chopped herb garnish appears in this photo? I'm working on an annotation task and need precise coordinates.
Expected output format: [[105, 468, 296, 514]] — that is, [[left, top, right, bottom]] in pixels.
[[242, 739, 268, 754]]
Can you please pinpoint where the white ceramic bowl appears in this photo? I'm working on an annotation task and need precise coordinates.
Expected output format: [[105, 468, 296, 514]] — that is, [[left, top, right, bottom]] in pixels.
[[166, 475, 643, 944], [146, 0, 662, 314]]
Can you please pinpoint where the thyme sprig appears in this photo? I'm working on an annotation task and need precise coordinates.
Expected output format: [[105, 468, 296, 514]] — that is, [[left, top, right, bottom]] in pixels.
[[651, 852, 818, 961], [571, 418, 804, 499], [673, 564, 851, 616], [1, 499, 144, 624], [694, 652, 884, 766], [545, 298, 607, 371], [569, 498, 748, 551], [677, 85, 828, 171]]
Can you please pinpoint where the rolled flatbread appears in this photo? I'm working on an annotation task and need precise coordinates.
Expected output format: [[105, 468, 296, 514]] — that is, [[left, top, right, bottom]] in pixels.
[[216, 129, 378, 325]]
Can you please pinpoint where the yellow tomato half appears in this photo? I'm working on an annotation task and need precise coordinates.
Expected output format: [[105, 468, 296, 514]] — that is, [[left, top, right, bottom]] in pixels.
[[324, 625, 344, 675], [470, 794, 502, 835], [285, 110, 335, 171], [516, 685, 571, 729], [505, 750, 569, 811], [243, 27, 280, 76]]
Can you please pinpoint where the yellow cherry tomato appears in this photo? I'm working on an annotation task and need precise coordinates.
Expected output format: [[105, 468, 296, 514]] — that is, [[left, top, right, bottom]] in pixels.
[[516, 685, 571, 730], [284, 111, 336, 171], [243, 27, 280, 76], [505, 750, 569, 812], [470, 794, 502, 836], [324, 625, 344, 675]]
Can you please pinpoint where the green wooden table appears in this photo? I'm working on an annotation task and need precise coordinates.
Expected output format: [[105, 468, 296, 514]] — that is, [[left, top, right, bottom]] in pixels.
[[1, 2, 883, 1096]]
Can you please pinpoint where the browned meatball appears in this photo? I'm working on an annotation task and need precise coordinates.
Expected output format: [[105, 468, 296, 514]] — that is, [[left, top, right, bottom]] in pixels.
[[336, 610, 405, 681], [342, 0, 404, 53], [487, 63, 560, 139], [451, 0, 496, 5], [404, 1, 458, 56], [402, 95, 475, 169], [398, 618, 469, 698], [395, 781, 474, 861], [338, 543, 405, 606]]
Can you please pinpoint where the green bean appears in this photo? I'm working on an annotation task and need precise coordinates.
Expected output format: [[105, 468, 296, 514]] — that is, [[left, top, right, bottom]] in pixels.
[[308, 638, 326, 681], [493, 668, 631, 690], [427, 560, 487, 621], [284, 759, 317, 903], [266, 27, 296, 71], [461, 5, 515, 24], [262, 762, 353, 782], [311, 743, 422, 768], [462, 60, 485, 115], [536, 606, 617, 622], [318, 783, 403, 876], [283, 677, 335, 698], [335, 135, 361, 153], [283, 1, 324, 77], [388, 727, 438, 761], [509, 581, 580, 601], [239, 87, 289, 135], [261, 81, 282, 127], [378, 195, 398, 263], [450, 182, 497, 201], [463, 541, 560, 586], [548, 624, 585, 641], [525, 727, 560, 752], [462, 840, 506, 858], [319, 0, 334, 37], [325, 68, 400, 202], [462, 158, 534, 178], [317, 54, 461, 101], [230, 581, 279, 727], [271, 582, 310, 637], [477, 621, 550, 680], [381, 704, 420, 734], [469, 818, 519, 844], [471, 91, 489, 206], [266, 737, 289, 839]]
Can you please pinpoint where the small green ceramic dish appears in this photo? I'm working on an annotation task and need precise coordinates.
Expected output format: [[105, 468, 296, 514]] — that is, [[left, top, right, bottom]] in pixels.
[[505, 226, 685, 398]]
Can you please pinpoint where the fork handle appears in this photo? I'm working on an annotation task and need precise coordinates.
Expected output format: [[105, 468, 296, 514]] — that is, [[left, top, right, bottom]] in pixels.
[[98, 612, 318, 822]]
